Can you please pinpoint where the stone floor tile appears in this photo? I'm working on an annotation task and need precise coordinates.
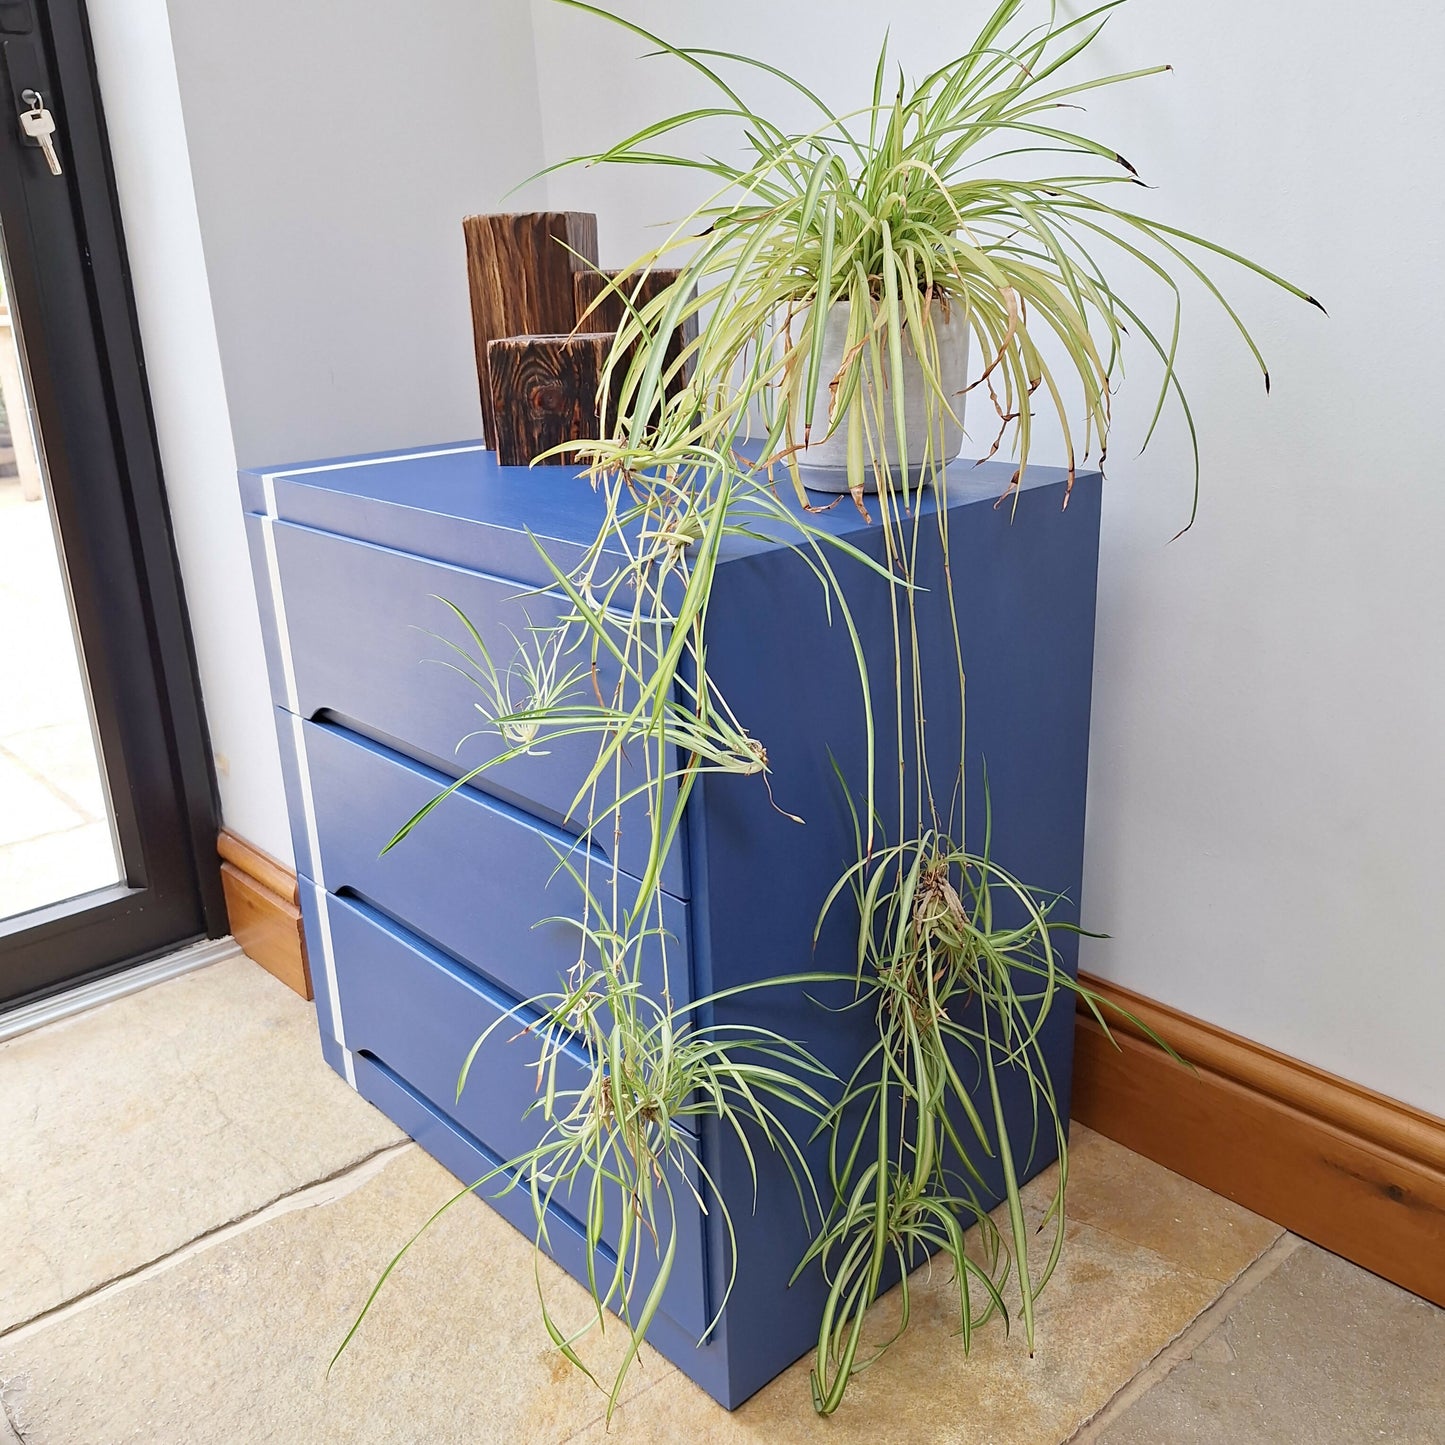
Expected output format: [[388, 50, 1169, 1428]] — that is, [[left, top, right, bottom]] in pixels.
[[0, 820, 118, 922], [573, 1214, 1227, 1444], [1094, 1241, 1445, 1444], [0, 724, 109, 820], [0, 497, 90, 738], [0, 957, 401, 1332], [1063, 1124, 1283, 1284], [0, 1147, 669, 1445], [0, 752, 82, 848]]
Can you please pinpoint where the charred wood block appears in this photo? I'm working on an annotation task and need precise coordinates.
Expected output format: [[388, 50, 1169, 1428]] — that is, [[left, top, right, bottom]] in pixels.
[[574, 267, 698, 398], [487, 333, 615, 468], [463, 212, 599, 447]]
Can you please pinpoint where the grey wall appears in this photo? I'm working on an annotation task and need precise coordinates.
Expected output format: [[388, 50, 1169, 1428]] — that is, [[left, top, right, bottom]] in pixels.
[[165, 0, 548, 467]]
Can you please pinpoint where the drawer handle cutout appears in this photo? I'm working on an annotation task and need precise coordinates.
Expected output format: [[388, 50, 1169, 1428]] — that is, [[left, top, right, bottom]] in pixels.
[[310, 711, 604, 862], [334, 889, 594, 1070]]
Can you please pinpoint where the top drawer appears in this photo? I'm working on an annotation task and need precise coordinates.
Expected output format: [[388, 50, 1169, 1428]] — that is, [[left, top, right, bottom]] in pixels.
[[249, 514, 686, 897]]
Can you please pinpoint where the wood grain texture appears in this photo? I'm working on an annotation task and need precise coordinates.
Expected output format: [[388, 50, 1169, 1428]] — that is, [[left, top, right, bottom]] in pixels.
[[462, 212, 598, 447], [486, 332, 613, 467], [573, 266, 697, 396], [1074, 972, 1445, 1306], [217, 828, 296, 905], [217, 829, 310, 999]]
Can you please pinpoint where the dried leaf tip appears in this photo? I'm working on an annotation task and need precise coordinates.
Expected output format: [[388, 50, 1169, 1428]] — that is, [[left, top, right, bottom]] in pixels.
[[1306, 294, 1328, 315], [1263, 370, 1271, 395], [1115, 152, 1139, 176]]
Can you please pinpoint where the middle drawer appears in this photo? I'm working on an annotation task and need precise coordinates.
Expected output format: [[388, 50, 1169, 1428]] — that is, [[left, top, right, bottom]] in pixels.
[[296, 717, 695, 1011]]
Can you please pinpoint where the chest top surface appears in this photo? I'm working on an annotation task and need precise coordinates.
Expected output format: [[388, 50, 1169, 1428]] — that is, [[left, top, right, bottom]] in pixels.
[[240, 440, 1093, 584]]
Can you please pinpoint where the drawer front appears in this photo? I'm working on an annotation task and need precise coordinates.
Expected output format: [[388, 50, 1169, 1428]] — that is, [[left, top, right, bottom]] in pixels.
[[300, 716, 694, 1009], [261, 516, 685, 896], [317, 885, 710, 1336]]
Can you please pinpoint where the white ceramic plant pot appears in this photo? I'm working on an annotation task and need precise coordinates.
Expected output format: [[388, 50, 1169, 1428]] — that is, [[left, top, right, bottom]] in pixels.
[[787, 297, 969, 492]]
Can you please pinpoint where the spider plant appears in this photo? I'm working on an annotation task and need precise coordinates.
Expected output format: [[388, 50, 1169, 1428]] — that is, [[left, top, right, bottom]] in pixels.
[[537, 0, 1311, 1410], [560, 0, 1322, 521], [346, 0, 1317, 1419], [422, 599, 587, 753]]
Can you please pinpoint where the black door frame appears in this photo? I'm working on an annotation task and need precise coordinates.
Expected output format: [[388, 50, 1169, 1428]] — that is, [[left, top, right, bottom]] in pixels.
[[0, 0, 225, 1007]]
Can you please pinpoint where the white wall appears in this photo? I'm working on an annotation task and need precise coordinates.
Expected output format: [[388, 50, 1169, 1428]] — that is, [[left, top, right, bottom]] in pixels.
[[87, 0, 288, 858], [526, 0, 1445, 1114], [90, 0, 550, 864]]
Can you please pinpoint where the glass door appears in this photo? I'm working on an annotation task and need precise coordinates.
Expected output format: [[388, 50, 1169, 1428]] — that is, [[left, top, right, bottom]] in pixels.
[[0, 282, 122, 919], [0, 0, 224, 1009]]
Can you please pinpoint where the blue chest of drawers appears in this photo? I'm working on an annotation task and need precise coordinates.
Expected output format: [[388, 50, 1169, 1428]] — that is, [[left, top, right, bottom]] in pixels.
[[241, 441, 1102, 1408]]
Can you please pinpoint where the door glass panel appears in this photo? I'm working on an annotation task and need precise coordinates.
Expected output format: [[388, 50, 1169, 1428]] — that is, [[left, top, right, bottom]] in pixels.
[[0, 257, 121, 921]]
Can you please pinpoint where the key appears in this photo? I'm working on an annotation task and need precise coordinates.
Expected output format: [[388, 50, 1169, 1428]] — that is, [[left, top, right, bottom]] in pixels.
[[19, 99, 61, 176]]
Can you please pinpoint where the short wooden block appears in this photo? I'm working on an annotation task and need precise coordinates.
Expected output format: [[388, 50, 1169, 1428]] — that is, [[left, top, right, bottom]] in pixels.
[[487, 332, 613, 467], [462, 212, 599, 447], [574, 266, 697, 396]]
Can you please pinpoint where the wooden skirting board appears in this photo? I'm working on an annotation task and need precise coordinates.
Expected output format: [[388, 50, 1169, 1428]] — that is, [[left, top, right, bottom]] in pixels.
[[213, 825, 1442, 1305], [217, 829, 311, 1000], [1074, 972, 1445, 1308]]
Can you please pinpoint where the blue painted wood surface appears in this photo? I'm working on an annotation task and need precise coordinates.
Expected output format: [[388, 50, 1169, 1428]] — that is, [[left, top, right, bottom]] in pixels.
[[260, 518, 686, 894], [671, 466, 1100, 1404], [243, 442, 1102, 1410], [307, 881, 712, 1337], [343, 1049, 729, 1394], [297, 717, 694, 1011]]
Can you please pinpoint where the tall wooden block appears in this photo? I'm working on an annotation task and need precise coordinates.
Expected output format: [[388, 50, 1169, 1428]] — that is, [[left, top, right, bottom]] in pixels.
[[574, 266, 697, 396], [486, 332, 613, 467], [463, 212, 599, 446]]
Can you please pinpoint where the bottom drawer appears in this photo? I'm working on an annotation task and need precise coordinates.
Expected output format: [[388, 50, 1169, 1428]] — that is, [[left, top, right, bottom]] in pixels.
[[305, 881, 711, 1338]]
